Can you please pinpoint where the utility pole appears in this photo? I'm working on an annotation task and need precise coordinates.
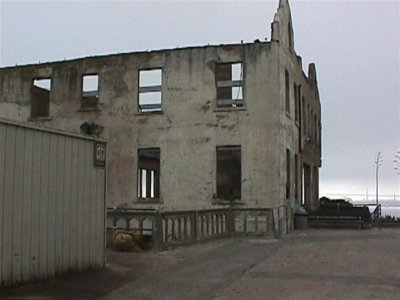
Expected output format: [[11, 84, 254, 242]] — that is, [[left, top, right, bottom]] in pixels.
[[375, 152, 382, 205], [394, 151, 400, 202], [394, 151, 400, 175]]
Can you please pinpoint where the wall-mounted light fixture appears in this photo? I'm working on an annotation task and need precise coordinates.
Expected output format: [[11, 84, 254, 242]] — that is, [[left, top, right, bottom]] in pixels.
[[80, 122, 104, 136]]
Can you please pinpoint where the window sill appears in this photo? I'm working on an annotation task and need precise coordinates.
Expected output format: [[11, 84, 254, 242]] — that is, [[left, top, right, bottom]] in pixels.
[[212, 199, 244, 205], [29, 116, 52, 122], [213, 107, 246, 113], [134, 198, 162, 204], [78, 107, 100, 112], [134, 111, 164, 116]]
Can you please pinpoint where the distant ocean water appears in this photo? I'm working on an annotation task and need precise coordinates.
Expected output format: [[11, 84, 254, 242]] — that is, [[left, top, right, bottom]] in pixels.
[[380, 207, 400, 218], [350, 200, 400, 219]]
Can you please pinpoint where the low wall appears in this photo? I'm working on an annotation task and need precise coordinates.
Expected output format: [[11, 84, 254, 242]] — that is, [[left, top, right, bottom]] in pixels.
[[107, 206, 291, 250]]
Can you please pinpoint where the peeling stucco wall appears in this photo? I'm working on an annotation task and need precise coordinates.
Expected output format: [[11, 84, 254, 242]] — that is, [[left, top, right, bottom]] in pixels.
[[0, 0, 321, 214]]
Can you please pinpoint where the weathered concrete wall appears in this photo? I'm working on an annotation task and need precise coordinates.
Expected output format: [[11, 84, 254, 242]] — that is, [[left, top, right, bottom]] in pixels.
[[0, 43, 283, 211], [272, 0, 322, 213], [0, 0, 321, 214]]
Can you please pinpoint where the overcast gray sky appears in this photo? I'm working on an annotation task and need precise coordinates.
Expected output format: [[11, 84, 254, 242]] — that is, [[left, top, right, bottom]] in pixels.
[[0, 0, 399, 200]]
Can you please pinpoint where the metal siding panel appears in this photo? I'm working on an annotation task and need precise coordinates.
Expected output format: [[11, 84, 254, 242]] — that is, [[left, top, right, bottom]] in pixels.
[[12, 127, 25, 284], [30, 131, 42, 281], [89, 146, 97, 266], [21, 128, 34, 282], [69, 139, 79, 271], [102, 167, 106, 266], [96, 169, 105, 266], [38, 132, 50, 279], [47, 134, 58, 277], [0, 124, 7, 286], [62, 137, 72, 272], [76, 142, 85, 271], [3, 125, 16, 286], [82, 141, 91, 269], [54, 135, 65, 273], [0, 121, 106, 286]]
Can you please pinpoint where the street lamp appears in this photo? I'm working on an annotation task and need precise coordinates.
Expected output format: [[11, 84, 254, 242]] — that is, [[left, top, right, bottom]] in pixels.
[[375, 152, 382, 205]]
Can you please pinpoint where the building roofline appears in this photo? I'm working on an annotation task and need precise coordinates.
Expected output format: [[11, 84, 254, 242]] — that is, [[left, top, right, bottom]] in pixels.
[[0, 40, 270, 70], [0, 117, 107, 143]]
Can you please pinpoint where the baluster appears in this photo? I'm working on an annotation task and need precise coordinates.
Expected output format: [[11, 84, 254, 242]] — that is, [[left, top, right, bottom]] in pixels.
[[183, 217, 188, 240], [215, 214, 219, 235], [255, 214, 259, 233], [193, 212, 198, 240], [200, 216, 204, 238], [206, 215, 210, 236], [164, 218, 169, 242], [178, 217, 182, 240], [125, 217, 130, 230], [211, 214, 215, 235], [139, 218, 144, 236], [153, 211, 163, 251], [171, 218, 175, 240]]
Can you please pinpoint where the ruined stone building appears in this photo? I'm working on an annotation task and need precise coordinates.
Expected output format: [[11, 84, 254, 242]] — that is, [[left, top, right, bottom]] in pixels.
[[0, 0, 321, 216]]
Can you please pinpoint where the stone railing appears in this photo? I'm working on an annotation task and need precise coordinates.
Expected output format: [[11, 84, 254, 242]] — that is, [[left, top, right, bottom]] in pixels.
[[276, 205, 291, 237], [107, 207, 281, 251]]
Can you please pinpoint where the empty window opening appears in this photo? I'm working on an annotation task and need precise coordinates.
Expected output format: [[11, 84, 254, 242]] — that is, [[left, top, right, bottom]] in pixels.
[[81, 74, 99, 110], [286, 149, 291, 199], [31, 78, 51, 119], [138, 148, 160, 199], [314, 114, 318, 144], [302, 97, 306, 133], [285, 70, 290, 114], [295, 84, 300, 122], [216, 62, 243, 108], [302, 164, 311, 208], [217, 146, 241, 200], [139, 69, 162, 112], [294, 154, 299, 200], [317, 119, 321, 145]]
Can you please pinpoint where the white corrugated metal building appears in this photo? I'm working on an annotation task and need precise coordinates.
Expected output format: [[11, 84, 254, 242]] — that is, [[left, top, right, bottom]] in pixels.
[[0, 118, 106, 287]]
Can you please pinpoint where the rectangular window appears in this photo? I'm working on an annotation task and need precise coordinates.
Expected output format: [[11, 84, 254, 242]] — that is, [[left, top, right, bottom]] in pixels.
[[216, 62, 243, 108], [31, 78, 51, 119], [81, 74, 99, 110], [285, 70, 290, 114], [314, 114, 318, 144], [295, 84, 300, 122], [217, 146, 241, 200], [302, 97, 306, 133], [294, 154, 299, 199], [138, 69, 162, 112], [286, 149, 291, 199], [317, 119, 321, 145], [137, 148, 160, 199]]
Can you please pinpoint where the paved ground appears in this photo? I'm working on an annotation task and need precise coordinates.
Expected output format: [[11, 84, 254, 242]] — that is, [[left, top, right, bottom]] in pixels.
[[1, 228, 399, 299]]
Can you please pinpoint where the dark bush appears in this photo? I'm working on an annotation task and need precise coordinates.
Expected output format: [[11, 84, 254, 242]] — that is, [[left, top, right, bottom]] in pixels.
[[311, 197, 371, 221]]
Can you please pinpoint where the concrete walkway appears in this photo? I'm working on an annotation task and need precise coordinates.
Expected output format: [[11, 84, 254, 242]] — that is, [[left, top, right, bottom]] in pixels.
[[1, 229, 399, 299]]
